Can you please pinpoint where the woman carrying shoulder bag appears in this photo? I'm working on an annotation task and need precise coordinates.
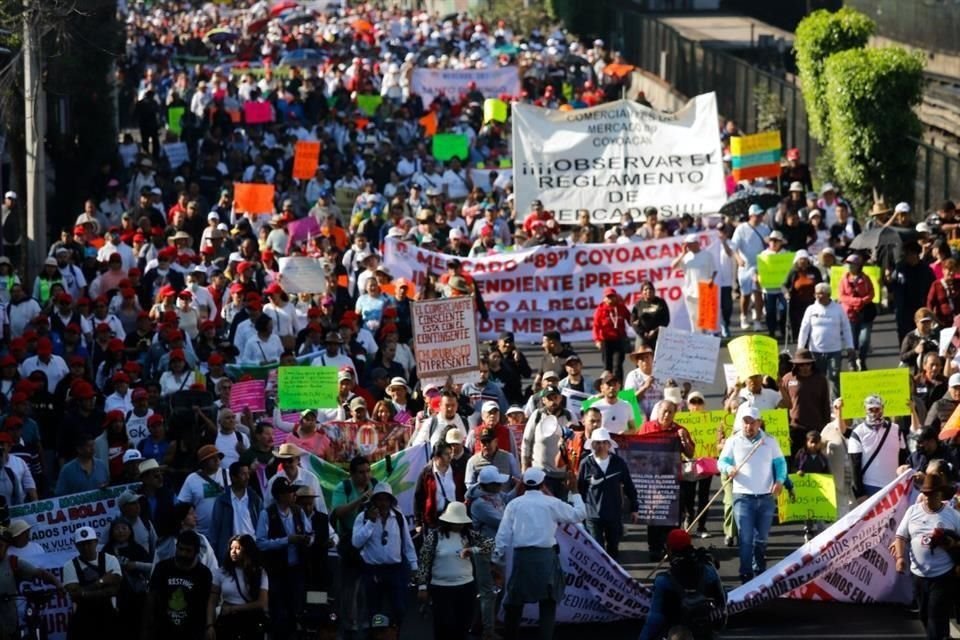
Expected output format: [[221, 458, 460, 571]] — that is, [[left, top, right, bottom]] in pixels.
[[416, 501, 494, 640], [207, 534, 269, 640]]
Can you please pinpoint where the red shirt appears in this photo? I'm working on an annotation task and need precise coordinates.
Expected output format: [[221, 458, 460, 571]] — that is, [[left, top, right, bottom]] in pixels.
[[592, 301, 630, 341]]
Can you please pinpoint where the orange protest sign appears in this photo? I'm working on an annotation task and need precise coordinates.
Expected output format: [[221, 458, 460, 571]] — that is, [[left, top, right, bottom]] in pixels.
[[234, 183, 276, 214], [603, 63, 636, 79], [419, 111, 438, 137], [292, 141, 321, 180], [697, 281, 718, 332]]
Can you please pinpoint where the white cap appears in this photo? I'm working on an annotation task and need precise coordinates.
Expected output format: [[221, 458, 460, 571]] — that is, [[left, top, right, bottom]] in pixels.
[[481, 400, 500, 414], [589, 427, 613, 444], [603, 229, 618, 240], [864, 395, 884, 408], [793, 249, 811, 262], [737, 406, 761, 429], [505, 405, 525, 416], [895, 202, 911, 214], [207, 212, 220, 221], [916, 222, 932, 234], [122, 449, 143, 464], [4, 191, 16, 200], [74, 526, 97, 543], [445, 429, 464, 445], [542, 370, 560, 381], [683, 233, 699, 244], [449, 228, 464, 240], [522, 467, 546, 486], [478, 465, 509, 485], [949, 373, 960, 388]]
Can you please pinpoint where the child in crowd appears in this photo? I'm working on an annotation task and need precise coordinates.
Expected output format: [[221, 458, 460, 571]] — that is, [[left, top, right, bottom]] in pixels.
[[794, 430, 830, 542]]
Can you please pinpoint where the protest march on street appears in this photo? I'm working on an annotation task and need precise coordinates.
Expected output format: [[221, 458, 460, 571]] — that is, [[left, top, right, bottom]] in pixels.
[[0, 1, 958, 640]]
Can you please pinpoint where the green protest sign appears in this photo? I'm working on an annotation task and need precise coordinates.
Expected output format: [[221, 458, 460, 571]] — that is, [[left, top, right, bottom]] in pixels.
[[757, 251, 795, 289], [839, 368, 912, 418], [356, 94, 383, 117], [777, 472, 837, 523], [581, 390, 643, 430], [673, 408, 789, 460], [432, 133, 469, 162], [167, 106, 185, 136], [277, 366, 339, 409]]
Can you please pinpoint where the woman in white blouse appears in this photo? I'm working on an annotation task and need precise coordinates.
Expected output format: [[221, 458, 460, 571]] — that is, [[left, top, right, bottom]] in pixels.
[[241, 315, 284, 365], [207, 534, 269, 640], [415, 502, 494, 640]]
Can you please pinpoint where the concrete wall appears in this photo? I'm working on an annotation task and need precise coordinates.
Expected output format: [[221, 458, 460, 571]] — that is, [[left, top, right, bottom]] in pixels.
[[626, 69, 688, 112]]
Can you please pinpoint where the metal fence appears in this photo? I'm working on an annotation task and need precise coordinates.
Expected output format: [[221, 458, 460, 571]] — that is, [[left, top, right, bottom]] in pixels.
[[601, 11, 960, 208]]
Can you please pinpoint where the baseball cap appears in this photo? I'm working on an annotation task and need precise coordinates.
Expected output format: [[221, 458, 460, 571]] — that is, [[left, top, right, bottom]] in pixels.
[[481, 400, 500, 414], [949, 373, 960, 388], [522, 467, 546, 487], [117, 490, 140, 506], [864, 395, 885, 409], [122, 450, 143, 465], [478, 465, 509, 484], [74, 526, 97, 544], [478, 426, 497, 442], [505, 405, 525, 417], [540, 384, 561, 397]]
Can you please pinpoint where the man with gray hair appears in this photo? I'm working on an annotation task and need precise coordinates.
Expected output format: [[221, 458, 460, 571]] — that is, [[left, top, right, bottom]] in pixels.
[[796, 282, 855, 398]]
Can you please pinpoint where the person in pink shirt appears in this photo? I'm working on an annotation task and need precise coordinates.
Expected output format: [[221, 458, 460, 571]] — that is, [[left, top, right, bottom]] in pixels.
[[287, 409, 333, 459]]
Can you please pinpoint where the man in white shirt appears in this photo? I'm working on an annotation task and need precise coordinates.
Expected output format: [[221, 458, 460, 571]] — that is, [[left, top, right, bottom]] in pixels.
[[797, 282, 855, 398], [18, 337, 68, 393], [210, 461, 262, 562], [214, 409, 250, 468], [411, 390, 468, 448], [726, 374, 787, 416], [494, 467, 586, 640], [673, 233, 716, 331], [177, 445, 230, 539], [592, 371, 636, 434], [264, 443, 327, 513], [730, 205, 770, 330], [848, 395, 907, 499], [310, 332, 357, 378], [62, 526, 122, 637], [717, 407, 787, 583], [0, 431, 37, 504]]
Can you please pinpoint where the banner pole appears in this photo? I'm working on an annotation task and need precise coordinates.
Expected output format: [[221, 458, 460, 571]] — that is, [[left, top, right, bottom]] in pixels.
[[643, 437, 765, 580]]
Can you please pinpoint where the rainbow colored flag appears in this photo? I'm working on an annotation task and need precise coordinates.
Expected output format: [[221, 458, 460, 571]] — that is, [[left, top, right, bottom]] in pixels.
[[729, 131, 782, 181]]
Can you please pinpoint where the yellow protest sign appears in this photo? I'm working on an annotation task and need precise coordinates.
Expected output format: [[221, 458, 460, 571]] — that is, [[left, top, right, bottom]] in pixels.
[[777, 473, 837, 523], [674, 410, 727, 459], [674, 408, 789, 460], [483, 98, 508, 123], [829, 265, 882, 303], [729, 130, 782, 156], [839, 368, 912, 419], [728, 335, 780, 381], [757, 251, 796, 290]]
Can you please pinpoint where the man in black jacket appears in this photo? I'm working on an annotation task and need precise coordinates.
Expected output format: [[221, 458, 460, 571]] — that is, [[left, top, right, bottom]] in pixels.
[[576, 427, 639, 559]]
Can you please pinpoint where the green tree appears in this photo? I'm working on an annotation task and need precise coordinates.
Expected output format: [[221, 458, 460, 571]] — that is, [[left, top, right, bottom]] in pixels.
[[824, 47, 924, 206], [794, 8, 875, 143]]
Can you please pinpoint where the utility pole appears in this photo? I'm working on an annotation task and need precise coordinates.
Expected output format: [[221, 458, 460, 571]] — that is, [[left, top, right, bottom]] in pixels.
[[23, 0, 46, 284]]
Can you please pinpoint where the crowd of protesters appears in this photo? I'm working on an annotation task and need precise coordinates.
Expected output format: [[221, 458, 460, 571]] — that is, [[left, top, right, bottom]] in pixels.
[[0, 1, 957, 640]]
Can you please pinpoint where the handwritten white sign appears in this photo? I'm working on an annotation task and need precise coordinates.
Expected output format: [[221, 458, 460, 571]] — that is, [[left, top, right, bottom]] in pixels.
[[163, 142, 189, 169], [651, 326, 720, 384], [278, 256, 329, 294]]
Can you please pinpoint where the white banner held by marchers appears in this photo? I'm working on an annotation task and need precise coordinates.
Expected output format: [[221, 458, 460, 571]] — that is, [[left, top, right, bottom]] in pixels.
[[411, 295, 481, 387], [411, 66, 520, 108], [651, 326, 721, 384], [278, 256, 329, 294], [512, 93, 727, 223], [383, 233, 722, 342]]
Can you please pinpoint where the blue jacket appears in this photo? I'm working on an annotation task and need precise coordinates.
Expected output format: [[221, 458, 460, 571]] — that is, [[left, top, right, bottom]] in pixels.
[[209, 487, 263, 563]]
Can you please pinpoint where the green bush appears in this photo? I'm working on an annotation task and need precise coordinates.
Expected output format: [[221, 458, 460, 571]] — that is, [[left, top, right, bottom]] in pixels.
[[824, 47, 924, 205], [794, 8, 875, 143]]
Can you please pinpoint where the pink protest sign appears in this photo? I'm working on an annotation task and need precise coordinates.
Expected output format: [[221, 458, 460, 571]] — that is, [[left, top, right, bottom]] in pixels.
[[243, 101, 274, 124], [229, 379, 266, 413]]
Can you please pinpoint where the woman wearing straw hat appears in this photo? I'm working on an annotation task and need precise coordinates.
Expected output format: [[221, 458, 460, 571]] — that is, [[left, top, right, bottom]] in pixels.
[[576, 427, 638, 559], [416, 502, 494, 640]]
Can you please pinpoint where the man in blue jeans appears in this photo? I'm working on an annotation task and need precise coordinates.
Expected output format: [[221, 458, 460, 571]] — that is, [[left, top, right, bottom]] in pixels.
[[718, 407, 787, 583]]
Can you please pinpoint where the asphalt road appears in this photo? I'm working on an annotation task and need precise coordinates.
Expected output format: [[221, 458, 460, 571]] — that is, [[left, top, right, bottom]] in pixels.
[[400, 311, 927, 639]]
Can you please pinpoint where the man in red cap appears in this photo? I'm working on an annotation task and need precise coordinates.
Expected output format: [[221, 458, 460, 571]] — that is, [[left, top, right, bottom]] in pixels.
[[19, 336, 68, 393], [778, 147, 812, 196], [638, 528, 725, 640]]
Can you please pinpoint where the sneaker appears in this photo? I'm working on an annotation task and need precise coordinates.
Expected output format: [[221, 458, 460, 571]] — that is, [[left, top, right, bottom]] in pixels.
[[725, 536, 736, 547], [751, 321, 764, 331], [720, 325, 731, 339], [698, 528, 711, 539], [857, 358, 867, 371], [740, 316, 750, 330]]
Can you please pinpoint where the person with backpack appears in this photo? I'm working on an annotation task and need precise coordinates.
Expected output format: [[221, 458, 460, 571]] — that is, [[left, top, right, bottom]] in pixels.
[[521, 384, 575, 499], [62, 526, 123, 640], [639, 529, 726, 640], [576, 427, 640, 560], [330, 455, 374, 639], [352, 481, 418, 636], [414, 441, 464, 533]]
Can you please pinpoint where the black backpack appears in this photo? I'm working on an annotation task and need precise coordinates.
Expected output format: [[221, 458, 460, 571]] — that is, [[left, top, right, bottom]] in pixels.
[[663, 551, 724, 639]]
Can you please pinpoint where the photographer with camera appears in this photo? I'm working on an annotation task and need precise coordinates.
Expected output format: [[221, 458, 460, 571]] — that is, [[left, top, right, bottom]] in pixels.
[[639, 529, 725, 640]]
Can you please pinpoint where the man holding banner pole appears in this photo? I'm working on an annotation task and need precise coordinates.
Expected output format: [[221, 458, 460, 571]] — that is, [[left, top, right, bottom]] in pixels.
[[718, 407, 787, 584]]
